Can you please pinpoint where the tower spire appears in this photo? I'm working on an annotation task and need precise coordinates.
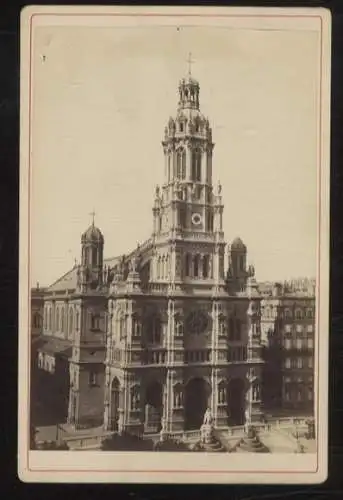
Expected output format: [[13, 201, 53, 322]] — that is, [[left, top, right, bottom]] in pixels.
[[89, 210, 96, 226], [187, 52, 194, 76]]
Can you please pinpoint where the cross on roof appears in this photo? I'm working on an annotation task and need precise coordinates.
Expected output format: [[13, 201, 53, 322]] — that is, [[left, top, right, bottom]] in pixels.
[[187, 52, 195, 76], [89, 210, 96, 226]]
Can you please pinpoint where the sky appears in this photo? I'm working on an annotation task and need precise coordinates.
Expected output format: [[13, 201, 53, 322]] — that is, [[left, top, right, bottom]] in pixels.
[[29, 23, 320, 288]]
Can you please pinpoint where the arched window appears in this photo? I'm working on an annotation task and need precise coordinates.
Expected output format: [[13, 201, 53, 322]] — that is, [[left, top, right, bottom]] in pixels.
[[185, 253, 191, 277], [157, 256, 161, 279], [295, 308, 303, 320], [193, 254, 200, 278], [118, 313, 126, 340], [306, 308, 313, 319], [56, 308, 60, 332], [203, 255, 209, 279], [48, 309, 52, 331], [207, 212, 213, 231], [33, 312, 41, 329], [144, 314, 161, 344], [178, 208, 186, 229], [167, 154, 172, 182], [92, 248, 98, 266], [61, 307, 64, 332], [69, 308, 74, 337], [191, 148, 202, 181]]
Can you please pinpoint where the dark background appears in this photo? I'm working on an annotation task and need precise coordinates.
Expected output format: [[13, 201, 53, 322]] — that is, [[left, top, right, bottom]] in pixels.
[[1, 0, 342, 498]]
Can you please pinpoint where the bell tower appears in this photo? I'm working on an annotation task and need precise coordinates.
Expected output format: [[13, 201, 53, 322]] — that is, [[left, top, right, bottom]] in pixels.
[[78, 212, 104, 291], [151, 56, 225, 289]]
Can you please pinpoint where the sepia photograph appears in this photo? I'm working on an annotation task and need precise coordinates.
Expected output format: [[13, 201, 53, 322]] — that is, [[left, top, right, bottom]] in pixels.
[[19, 6, 330, 484]]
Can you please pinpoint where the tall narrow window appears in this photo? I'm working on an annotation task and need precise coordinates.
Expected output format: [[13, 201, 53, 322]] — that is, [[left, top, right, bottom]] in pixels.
[[181, 149, 186, 179], [191, 148, 202, 182], [61, 307, 64, 332], [179, 208, 186, 229], [56, 308, 60, 332], [92, 248, 97, 266], [193, 254, 200, 278], [207, 212, 213, 231], [167, 154, 171, 182], [185, 253, 191, 277], [203, 255, 209, 279], [69, 309, 74, 337]]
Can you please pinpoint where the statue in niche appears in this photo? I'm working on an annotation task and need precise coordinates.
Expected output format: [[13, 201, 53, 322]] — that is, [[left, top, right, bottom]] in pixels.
[[248, 264, 255, 278], [203, 407, 213, 426]]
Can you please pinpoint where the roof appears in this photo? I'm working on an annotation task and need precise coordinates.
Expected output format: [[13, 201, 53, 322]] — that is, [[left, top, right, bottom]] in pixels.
[[81, 224, 104, 244], [37, 336, 72, 358], [47, 256, 121, 293], [231, 237, 246, 250], [46, 237, 153, 294]]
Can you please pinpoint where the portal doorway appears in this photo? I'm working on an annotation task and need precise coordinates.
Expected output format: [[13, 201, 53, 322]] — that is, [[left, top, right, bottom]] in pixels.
[[227, 378, 245, 426], [144, 381, 163, 433], [184, 377, 211, 430]]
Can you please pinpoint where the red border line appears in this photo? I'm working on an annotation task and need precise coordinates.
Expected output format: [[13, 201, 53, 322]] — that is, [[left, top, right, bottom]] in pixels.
[[26, 11, 323, 476]]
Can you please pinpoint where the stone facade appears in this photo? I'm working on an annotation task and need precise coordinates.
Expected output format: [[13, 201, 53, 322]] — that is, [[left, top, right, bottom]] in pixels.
[[30, 70, 315, 434]]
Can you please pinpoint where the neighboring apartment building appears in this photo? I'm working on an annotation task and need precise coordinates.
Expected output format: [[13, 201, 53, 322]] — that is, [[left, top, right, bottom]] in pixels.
[[260, 279, 315, 416]]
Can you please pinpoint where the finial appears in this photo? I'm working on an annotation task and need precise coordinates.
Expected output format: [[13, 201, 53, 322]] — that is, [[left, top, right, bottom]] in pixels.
[[187, 52, 194, 76], [89, 210, 96, 226]]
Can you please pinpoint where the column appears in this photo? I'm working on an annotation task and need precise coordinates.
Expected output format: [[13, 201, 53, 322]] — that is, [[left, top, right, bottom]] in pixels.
[[211, 368, 219, 425], [103, 366, 111, 430]]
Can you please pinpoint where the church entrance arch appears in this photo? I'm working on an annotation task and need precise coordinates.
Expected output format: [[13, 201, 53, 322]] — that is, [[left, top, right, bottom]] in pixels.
[[144, 381, 163, 433], [110, 377, 120, 431], [184, 377, 211, 430], [227, 378, 245, 426]]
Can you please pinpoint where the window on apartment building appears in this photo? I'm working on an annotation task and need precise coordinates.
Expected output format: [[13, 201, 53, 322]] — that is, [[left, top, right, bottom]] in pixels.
[[285, 358, 291, 368], [297, 357, 303, 369], [308, 356, 313, 368], [285, 324, 292, 336], [306, 324, 314, 335], [284, 338, 292, 350], [306, 308, 314, 319], [308, 338, 314, 349], [296, 324, 303, 335], [295, 309, 303, 320], [296, 338, 302, 350], [284, 309, 292, 319]]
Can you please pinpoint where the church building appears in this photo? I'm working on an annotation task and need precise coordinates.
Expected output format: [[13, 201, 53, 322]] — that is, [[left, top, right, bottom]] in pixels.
[[36, 68, 265, 435]]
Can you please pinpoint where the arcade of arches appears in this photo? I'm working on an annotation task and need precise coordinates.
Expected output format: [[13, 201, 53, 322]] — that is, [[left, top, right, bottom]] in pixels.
[[106, 375, 249, 432]]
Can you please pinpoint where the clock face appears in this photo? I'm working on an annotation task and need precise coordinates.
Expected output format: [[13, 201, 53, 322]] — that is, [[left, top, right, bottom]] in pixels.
[[186, 311, 209, 334], [191, 212, 202, 226]]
